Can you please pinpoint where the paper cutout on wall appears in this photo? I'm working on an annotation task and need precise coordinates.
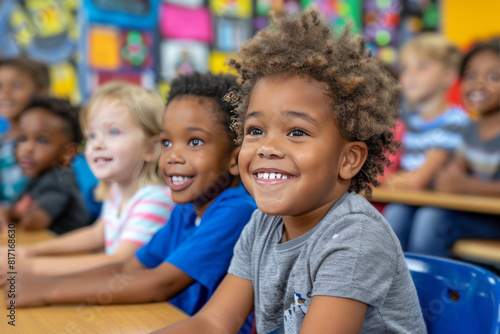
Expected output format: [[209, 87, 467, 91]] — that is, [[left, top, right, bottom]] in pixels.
[[159, 4, 213, 43], [157, 81, 171, 104], [121, 30, 154, 68], [210, 0, 252, 19], [255, 0, 300, 16], [209, 51, 237, 74], [160, 40, 209, 81], [51, 61, 81, 104], [301, 0, 362, 32], [88, 26, 121, 70], [214, 18, 252, 52]]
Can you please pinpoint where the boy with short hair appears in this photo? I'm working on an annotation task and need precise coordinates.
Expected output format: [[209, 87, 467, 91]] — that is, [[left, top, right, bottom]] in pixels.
[[383, 33, 470, 250], [0, 96, 89, 234], [0, 57, 50, 204], [153, 10, 426, 334]]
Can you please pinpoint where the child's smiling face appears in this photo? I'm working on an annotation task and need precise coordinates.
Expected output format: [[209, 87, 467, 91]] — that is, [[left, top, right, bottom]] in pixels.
[[461, 50, 500, 115], [0, 66, 38, 121], [238, 74, 353, 217], [159, 96, 239, 213]]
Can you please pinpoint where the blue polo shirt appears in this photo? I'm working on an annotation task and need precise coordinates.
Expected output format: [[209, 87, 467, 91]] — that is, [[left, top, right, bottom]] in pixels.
[[135, 183, 257, 316]]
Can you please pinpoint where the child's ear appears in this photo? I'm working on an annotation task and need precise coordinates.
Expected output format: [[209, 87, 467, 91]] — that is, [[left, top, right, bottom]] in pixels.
[[339, 142, 368, 181], [228, 146, 240, 176], [144, 136, 159, 163], [60, 142, 78, 166]]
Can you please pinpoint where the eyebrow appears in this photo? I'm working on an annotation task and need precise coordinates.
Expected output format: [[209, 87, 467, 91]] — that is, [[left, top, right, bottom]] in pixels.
[[245, 111, 261, 122], [283, 110, 319, 126], [186, 126, 211, 135]]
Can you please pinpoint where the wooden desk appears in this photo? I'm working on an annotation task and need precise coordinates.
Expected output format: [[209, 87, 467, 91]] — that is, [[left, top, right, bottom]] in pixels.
[[0, 229, 188, 333], [0, 228, 55, 246], [370, 188, 500, 215], [0, 297, 188, 333]]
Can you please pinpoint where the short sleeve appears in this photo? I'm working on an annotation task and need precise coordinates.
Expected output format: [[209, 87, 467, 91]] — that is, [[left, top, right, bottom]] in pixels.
[[119, 188, 174, 246], [167, 198, 257, 292], [30, 177, 70, 219], [312, 215, 398, 308], [135, 221, 172, 268], [227, 210, 261, 281]]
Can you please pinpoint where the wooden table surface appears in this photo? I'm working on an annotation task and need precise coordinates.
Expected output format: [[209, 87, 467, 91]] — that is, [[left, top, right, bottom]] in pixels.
[[370, 188, 500, 215], [0, 229, 188, 333]]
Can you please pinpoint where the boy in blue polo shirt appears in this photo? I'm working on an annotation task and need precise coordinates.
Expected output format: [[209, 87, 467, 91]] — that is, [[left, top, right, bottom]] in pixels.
[[7, 72, 256, 333]]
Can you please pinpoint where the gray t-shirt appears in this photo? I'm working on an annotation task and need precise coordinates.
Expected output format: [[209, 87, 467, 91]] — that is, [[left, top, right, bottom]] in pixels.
[[228, 192, 426, 334]]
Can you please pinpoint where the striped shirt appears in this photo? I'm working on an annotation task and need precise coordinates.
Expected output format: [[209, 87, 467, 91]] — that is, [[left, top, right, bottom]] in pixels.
[[457, 122, 500, 181], [103, 184, 174, 255], [400, 106, 469, 171]]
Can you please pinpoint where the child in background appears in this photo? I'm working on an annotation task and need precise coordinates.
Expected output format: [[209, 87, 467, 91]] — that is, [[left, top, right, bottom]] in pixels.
[[383, 34, 469, 250], [0, 57, 49, 205], [402, 39, 500, 257], [153, 10, 425, 334], [7, 73, 257, 333], [0, 97, 89, 234], [0, 82, 173, 276]]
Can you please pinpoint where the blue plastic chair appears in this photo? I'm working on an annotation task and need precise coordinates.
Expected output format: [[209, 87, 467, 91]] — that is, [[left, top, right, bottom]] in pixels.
[[72, 154, 102, 223], [405, 253, 500, 334]]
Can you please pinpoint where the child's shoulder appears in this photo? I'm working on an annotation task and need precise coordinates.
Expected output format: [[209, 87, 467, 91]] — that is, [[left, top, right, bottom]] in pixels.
[[209, 183, 257, 209]]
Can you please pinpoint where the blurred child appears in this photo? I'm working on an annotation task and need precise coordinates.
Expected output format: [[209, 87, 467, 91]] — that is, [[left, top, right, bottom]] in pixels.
[[401, 39, 500, 257], [0, 82, 173, 276], [383, 33, 470, 250], [0, 57, 49, 204], [7, 73, 257, 333], [0, 97, 89, 234], [152, 10, 426, 334]]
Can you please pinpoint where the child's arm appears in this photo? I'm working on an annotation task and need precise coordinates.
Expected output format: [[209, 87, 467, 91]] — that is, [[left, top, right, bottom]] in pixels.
[[436, 156, 500, 197], [385, 149, 450, 190], [151, 274, 254, 334], [22, 218, 105, 257], [17, 207, 51, 230], [299, 296, 367, 334], [11, 261, 195, 308], [23, 240, 142, 277]]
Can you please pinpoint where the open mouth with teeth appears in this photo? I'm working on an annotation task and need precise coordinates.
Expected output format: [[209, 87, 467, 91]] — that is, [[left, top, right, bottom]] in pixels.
[[468, 91, 490, 103], [94, 157, 112, 166], [169, 175, 195, 191], [253, 171, 294, 184]]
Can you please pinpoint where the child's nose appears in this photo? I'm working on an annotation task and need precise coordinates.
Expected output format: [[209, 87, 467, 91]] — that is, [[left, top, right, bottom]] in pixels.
[[166, 145, 186, 164], [257, 136, 285, 159]]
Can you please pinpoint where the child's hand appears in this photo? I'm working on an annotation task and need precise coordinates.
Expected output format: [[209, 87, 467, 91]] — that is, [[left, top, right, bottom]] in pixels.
[[435, 165, 470, 194], [3, 272, 51, 308]]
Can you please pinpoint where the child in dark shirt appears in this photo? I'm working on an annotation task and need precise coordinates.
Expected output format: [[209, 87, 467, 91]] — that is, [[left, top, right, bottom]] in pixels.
[[0, 96, 89, 234]]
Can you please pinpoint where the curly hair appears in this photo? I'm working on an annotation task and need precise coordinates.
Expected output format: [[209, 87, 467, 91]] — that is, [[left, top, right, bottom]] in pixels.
[[225, 9, 400, 196], [167, 72, 239, 142], [460, 38, 500, 77], [21, 96, 82, 143]]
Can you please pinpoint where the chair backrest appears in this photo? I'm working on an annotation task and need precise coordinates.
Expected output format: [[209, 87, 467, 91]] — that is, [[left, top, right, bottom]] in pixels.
[[405, 253, 500, 334]]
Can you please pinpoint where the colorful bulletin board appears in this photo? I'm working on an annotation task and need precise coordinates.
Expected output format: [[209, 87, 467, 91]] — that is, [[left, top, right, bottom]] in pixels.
[[0, 0, 81, 104], [79, 0, 160, 101]]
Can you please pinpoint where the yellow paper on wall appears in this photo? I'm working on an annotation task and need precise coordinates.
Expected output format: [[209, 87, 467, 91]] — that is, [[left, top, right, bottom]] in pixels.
[[210, 0, 252, 19], [209, 51, 237, 75], [443, 0, 500, 48], [88, 26, 120, 70]]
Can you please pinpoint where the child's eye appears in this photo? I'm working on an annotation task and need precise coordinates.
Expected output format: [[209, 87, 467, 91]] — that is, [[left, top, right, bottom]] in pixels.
[[247, 127, 264, 136], [160, 140, 172, 148], [464, 72, 475, 81], [87, 132, 96, 140], [18, 136, 27, 143], [37, 138, 48, 144], [288, 129, 308, 137], [109, 128, 119, 135], [188, 138, 204, 147], [488, 72, 499, 82]]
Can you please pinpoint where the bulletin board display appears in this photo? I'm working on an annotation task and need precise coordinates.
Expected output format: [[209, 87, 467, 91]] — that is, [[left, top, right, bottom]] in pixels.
[[0, 0, 81, 104]]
